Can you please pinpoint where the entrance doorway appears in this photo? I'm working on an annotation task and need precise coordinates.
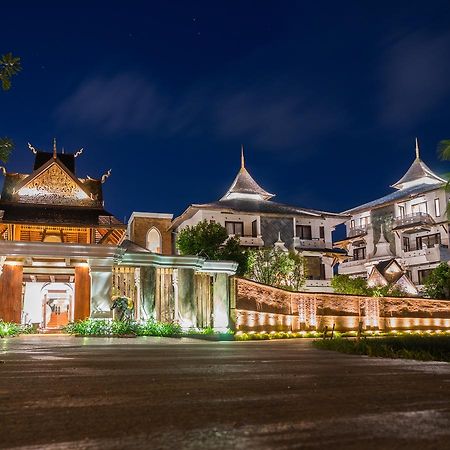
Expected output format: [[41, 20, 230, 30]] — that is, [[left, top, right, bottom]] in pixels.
[[42, 283, 74, 329], [22, 278, 74, 330]]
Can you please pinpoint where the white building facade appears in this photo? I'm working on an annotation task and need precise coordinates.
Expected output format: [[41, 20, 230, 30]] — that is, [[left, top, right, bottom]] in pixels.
[[171, 151, 348, 291], [337, 140, 450, 291]]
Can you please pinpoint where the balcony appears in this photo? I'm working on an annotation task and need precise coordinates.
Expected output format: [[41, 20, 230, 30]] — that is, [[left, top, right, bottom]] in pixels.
[[393, 212, 434, 233], [303, 279, 333, 293], [348, 226, 368, 238], [294, 238, 332, 250], [338, 258, 367, 275], [228, 234, 264, 247], [401, 244, 449, 265]]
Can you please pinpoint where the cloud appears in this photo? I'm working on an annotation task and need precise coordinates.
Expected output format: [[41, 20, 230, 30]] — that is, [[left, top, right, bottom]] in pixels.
[[56, 72, 347, 150], [213, 88, 345, 148], [380, 31, 450, 127], [56, 73, 167, 133]]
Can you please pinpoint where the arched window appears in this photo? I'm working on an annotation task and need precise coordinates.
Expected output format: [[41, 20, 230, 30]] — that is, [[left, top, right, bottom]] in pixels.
[[146, 227, 162, 254]]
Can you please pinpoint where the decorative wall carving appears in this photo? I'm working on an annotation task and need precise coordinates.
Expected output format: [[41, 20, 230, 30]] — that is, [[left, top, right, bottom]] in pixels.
[[16, 163, 95, 206]]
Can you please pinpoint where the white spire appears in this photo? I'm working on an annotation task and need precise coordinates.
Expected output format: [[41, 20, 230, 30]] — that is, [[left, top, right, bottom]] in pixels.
[[374, 224, 393, 258], [241, 144, 245, 169], [415, 137, 420, 159]]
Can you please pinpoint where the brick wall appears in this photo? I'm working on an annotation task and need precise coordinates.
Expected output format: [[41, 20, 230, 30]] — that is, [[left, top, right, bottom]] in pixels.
[[129, 217, 173, 255], [233, 277, 450, 332]]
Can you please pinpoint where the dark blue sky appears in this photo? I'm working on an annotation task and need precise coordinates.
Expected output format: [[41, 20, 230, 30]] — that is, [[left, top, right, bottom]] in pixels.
[[2, 1, 450, 222]]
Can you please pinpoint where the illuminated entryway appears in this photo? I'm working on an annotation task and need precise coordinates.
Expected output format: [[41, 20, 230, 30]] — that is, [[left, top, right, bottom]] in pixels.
[[22, 277, 74, 330]]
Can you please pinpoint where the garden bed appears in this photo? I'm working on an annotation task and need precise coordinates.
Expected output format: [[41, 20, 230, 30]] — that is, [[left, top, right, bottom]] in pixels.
[[313, 335, 450, 362]]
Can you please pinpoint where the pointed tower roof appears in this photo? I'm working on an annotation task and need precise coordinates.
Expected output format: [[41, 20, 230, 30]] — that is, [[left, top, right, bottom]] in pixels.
[[391, 138, 446, 190], [221, 146, 275, 200]]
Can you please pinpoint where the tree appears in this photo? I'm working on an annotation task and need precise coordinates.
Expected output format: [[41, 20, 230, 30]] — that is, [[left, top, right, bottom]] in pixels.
[[0, 53, 22, 91], [176, 220, 249, 275], [246, 248, 306, 290], [284, 251, 307, 291], [331, 274, 370, 296], [422, 263, 450, 300], [176, 220, 228, 259], [0, 52, 21, 163], [219, 237, 250, 276], [331, 274, 406, 297]]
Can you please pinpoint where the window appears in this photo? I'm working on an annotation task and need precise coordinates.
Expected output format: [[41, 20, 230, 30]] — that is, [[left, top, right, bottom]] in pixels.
[[418, 269, 433, 284], [146, 228, 162, 254], [296, 225, 312, 240], [403, 236, 410, 252], [353, 247, 366, 261], [411, 202, 427, 214], [416, 233, 440, 249], [398, 205, 406, 218], [304, 256, 325, 280], [434, 198, 441, 217], [319, 226, 325, 239], [350, 219, 355, 228], [225, 221, 243, 236], [360, 216, 370, 227], [251, 220, 257, 238]]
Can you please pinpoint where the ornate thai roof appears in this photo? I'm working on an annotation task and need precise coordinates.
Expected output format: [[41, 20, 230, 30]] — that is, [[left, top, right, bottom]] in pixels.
[[344, 140, 446, 214], [0, 141, 124, 229], [391, 139, 446, 190], [221, 148, 274, 200]]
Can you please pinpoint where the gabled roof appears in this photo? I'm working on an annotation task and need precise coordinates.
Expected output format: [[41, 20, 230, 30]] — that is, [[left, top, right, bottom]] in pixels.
[[221, 148, 274, 200]]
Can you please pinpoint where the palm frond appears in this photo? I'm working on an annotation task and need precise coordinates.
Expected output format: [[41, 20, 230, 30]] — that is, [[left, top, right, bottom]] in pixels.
[[438, 139, 450, 161]]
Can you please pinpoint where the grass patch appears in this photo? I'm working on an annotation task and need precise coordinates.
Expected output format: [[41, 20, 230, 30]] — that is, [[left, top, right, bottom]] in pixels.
[[313, 336, 450, 362]]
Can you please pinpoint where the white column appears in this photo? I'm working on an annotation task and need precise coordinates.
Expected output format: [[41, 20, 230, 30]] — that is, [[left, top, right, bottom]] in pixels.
[[89, 265, 113, 319], [213, 273, 230, 332]]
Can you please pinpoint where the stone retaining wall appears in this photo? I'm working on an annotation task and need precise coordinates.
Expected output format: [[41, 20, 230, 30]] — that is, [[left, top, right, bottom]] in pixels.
[[232, 278, 450, 332]]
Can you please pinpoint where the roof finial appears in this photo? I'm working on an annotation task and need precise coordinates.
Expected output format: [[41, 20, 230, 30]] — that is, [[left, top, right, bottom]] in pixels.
[[415, 137, 420, 159], [241, 144, 245, 169], [53, 138, 57, 159]]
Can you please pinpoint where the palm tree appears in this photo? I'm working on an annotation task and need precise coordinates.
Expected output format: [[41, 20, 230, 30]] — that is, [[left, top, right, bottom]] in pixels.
[[0, 53, 22, 91], [0, 52, 21, 163]]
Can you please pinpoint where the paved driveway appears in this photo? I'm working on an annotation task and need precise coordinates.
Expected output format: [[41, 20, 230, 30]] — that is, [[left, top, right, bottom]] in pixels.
[[1, 335, 449, 449]]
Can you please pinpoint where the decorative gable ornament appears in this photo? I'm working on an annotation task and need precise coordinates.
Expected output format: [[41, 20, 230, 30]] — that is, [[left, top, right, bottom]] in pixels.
[[15, 162, 92, 206]]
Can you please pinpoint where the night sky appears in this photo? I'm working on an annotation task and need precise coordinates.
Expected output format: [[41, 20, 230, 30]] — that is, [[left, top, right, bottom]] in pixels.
[[2, 1, 450, 225]]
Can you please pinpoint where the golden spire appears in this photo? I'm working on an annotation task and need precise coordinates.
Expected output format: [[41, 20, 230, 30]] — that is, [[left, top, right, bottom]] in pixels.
[[53, 138, 57, 159], [415, 137, 420, 159], [241, 144, 245, 169]]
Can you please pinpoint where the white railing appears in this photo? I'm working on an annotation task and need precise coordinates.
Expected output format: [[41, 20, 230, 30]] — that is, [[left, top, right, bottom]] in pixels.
[[393, 212, 433, 228], [294, 238, 331, 249], [235, 235, 264, 246], [348, 226, 368, 238]]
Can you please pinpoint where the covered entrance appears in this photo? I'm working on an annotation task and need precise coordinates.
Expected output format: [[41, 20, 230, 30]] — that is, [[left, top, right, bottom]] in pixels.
[[22, 275, 74, 330]]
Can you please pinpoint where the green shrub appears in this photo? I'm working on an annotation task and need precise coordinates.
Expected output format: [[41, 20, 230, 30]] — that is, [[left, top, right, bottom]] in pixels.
[[136, 319, 182, 337], [65, 318, 183, 337], [0, 321, 35, 337]]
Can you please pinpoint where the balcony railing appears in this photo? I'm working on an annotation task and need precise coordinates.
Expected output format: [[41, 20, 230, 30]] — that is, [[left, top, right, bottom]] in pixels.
[[347, 226, 368, 238], [228, 234, 264, 246], [393, 212, 434, 230], [294, 238, 332, 249]]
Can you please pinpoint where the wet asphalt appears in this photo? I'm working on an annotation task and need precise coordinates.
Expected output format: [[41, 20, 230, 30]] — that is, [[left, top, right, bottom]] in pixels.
[[0, 335, 449, 450]]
